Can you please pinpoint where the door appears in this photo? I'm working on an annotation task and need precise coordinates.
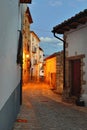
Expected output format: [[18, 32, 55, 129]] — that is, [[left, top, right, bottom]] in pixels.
[[51, 73, 56, 89], [71, 59, 81, 97]]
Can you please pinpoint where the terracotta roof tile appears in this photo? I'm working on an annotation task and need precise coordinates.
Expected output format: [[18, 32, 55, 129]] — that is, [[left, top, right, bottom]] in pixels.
[[52, 9, 87, 34]]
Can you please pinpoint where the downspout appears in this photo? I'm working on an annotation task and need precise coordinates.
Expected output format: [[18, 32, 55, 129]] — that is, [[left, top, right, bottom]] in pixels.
[[53, 32, 66, 90]]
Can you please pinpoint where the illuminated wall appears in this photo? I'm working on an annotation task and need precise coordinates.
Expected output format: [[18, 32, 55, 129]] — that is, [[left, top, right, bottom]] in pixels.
[[44, 52, 63, 93], [22, 6, 33, 84]]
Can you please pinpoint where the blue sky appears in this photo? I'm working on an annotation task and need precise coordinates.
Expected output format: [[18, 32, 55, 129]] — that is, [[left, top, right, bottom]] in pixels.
[[28, 0, 87, 56]]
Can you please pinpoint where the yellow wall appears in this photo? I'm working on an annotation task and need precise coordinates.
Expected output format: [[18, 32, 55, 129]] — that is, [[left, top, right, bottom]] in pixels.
[[45, 57, 56, 89], [45, 52, 63, 93]]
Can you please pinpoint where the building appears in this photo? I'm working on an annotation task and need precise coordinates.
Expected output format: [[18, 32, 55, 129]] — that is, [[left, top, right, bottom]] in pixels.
[[44, 52, 63, 93], [0, 0, 21, 130], [0, 0, 32, 130], [39, 47, 44, 81], [30, 31, 40, 81], [22, 6, 33, 84], [52, 9, 87, 105]]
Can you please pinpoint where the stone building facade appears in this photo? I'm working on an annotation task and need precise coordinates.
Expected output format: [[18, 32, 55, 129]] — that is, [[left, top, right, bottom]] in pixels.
[[44, 51, 63, 94], [22, 6, 33, 84], [52, 9, 87, 105]]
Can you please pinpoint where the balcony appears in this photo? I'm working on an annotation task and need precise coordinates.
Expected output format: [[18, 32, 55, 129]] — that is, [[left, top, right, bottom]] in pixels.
[[32, 46, 37, 53], [27, 44, 29, 51], [33, 59, 37, 65]]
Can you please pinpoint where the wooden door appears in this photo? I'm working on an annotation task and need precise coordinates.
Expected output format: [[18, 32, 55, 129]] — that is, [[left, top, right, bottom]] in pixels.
[[71, 60, 81, 97], [51, 73, 56, 89]]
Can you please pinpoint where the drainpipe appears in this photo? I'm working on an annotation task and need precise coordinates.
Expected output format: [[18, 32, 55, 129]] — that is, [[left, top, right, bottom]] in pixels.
[[53, 32, 66, 90]]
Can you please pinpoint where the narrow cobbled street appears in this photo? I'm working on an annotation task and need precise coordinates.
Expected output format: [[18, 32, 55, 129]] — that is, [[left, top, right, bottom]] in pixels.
[[13, 82, 87, 130]]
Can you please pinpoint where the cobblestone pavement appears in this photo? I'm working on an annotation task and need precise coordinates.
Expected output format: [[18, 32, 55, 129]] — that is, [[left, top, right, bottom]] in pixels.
[[12, 82, 87, 130]]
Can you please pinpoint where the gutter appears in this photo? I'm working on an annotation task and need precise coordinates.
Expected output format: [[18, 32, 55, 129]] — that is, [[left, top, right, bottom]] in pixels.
[[53, 32, 66, 89]]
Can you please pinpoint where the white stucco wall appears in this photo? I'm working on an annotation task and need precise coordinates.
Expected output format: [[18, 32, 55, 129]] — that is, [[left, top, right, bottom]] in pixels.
[[65, 23, 87, 105], [30, 32, 40, 79], [39, 49, 44, 63], [0, 0, 21, 110]]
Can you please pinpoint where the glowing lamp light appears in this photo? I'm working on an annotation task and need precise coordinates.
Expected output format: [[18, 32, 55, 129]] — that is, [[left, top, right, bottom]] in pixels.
[[26, 54, 29, 58], [23, 53, 25, 59]]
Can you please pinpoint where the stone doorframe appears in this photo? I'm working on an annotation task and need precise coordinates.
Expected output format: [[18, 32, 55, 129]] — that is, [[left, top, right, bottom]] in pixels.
[[63, 54, 85, 102]]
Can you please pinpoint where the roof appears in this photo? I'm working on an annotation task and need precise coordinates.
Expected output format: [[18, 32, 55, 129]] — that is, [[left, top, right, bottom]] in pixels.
[[44, 52, 61, 61], [30, 31, 40, 42], [20, 0, 32, 3], [39, 47, 44, 52], [52, 9, 87, 34], [26, 7, 33, 24]]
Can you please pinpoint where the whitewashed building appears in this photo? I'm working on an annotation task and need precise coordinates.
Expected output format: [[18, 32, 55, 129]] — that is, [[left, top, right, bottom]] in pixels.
[[52, 9, 87, 106], [0, 0, 32, 130], [30, 31, 40, 81], [39, 47, 44, 79]]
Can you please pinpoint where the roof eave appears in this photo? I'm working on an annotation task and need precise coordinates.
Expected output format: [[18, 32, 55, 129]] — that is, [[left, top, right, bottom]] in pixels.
[[26, 7, 33, 24], [52, 9, 87, 34], [30, 31, 40, 42], [20, 0, 32, 3]]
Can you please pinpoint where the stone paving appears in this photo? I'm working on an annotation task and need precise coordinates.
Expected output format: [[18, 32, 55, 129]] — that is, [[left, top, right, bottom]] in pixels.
[[12, 82, 87, 130]]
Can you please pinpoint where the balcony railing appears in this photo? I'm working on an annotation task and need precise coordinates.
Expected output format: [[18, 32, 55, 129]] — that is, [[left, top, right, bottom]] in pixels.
[[33, 59, 37, 65], [32, 46, 37, 53]]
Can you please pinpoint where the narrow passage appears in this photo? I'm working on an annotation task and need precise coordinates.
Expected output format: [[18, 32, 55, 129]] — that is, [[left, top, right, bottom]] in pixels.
[[13, 82, 87, 130]]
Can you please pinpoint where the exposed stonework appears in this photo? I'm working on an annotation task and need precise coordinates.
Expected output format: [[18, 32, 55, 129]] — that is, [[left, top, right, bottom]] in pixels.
[[56, 52, 63, 94], [44, 51, 63, 94], [62, 53, 86, 103]]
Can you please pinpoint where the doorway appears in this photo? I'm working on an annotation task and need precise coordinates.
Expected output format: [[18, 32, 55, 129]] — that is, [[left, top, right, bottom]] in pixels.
[[71, 59, 81, 98]]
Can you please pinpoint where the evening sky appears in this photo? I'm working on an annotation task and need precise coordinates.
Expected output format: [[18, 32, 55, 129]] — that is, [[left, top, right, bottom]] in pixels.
[[28, 0, 87, 56]]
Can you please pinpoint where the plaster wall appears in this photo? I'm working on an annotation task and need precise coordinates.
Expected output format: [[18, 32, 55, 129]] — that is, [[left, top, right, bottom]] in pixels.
[[45, 57, 56, 83], [0, 0, 21, 110], [30, 32, 40, 80], [65, 24, 87, 105]]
